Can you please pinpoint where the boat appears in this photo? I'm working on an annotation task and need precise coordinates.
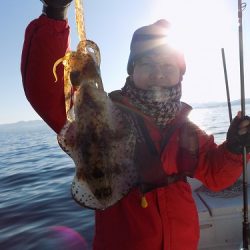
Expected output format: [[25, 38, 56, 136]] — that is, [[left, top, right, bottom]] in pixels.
[[189, 161, 250, 249]]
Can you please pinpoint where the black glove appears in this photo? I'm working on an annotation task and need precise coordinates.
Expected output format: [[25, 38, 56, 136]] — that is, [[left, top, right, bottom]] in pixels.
[[41, 0, 73, 20], [226, 115, 250, 154]]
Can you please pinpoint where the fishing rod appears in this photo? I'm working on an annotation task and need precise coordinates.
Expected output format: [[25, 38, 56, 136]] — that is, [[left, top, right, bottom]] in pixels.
[[221, 48, 232, 123], [238, 0, 249, 249]]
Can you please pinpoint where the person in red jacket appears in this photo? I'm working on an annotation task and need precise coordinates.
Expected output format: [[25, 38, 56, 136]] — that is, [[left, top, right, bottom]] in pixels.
[[21, 1, 250, 249]]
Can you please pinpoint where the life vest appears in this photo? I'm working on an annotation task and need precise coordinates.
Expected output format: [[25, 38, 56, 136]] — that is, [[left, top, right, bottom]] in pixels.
[[109, 90, 199, 194]]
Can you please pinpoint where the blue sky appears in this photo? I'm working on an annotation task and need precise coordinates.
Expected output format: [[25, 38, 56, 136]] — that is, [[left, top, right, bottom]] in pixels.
[[0, 0, 249, 124]]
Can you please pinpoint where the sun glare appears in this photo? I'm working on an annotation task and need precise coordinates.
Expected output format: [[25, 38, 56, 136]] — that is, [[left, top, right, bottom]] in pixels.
[[151, 0, 235, 55], [149, 0, 240, 103]]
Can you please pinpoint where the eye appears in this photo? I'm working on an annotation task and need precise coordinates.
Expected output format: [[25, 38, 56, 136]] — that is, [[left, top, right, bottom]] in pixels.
[[162, 64, 176, 72], [138, 62, 153, 68], [70, 71, 82, 86]]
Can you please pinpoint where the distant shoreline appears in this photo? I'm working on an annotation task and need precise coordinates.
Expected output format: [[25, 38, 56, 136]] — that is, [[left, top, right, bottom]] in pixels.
[[189, 98, 250, 109], [1, 99, 250, 126]]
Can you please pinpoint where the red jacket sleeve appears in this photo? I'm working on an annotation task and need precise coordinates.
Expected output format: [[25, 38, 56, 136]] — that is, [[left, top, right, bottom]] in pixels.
[[194, 129, 248, 191], [21, 15, 70, 133]]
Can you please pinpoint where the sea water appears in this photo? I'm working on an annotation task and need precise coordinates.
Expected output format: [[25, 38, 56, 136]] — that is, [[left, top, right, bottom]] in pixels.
[[0, 103, 249, 250]]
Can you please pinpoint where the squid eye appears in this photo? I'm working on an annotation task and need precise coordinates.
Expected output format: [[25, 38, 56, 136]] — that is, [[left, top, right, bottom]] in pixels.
[[70, 71, 82, 86]]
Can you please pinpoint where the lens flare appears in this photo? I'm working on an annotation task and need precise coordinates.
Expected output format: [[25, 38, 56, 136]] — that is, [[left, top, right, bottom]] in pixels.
[[39, 226, 88, 250]]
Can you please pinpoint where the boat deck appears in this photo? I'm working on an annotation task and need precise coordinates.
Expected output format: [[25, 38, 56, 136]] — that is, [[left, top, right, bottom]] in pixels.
[[188, 164, 250, 250]]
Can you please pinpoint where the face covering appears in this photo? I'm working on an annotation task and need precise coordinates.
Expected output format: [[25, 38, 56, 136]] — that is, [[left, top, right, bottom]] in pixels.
[[121, 77, 182, 128]]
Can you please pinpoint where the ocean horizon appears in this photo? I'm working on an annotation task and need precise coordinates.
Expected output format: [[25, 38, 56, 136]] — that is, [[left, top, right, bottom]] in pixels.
[[1, 97, 250, 127]]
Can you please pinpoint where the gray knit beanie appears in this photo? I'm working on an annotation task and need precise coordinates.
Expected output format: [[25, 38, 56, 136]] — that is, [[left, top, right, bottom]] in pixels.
[[127, 19, 186, 75]]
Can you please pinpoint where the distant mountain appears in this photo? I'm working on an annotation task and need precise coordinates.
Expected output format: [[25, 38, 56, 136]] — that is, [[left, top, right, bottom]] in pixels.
[[0, 120, 44, 128], [0, 120, 49, 133], [230, 98, 250, 105], [191, 98, 250, 109]]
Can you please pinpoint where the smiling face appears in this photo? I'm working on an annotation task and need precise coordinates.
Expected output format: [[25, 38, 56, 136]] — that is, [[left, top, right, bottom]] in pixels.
[[132, 51, 182, 90]]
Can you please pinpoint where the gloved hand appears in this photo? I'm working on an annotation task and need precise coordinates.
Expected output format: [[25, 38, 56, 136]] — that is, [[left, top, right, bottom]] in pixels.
[[41, 0, 73, 20], [226, 113, 250, 154]]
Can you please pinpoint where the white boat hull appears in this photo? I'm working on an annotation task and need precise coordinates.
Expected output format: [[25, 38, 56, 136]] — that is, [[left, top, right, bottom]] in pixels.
[[189, 161, 250, 250]]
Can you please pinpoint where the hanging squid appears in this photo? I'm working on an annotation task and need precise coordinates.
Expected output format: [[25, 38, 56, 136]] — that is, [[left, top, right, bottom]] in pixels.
[[53, 0, 137, 210]]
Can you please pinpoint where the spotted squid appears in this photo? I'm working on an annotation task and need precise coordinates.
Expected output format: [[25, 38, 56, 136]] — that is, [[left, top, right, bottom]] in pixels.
[[54, 40, 137, 210]]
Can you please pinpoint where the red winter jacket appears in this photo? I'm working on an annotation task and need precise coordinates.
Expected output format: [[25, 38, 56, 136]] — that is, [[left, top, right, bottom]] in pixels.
[[21, 15, 244, 250]]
